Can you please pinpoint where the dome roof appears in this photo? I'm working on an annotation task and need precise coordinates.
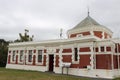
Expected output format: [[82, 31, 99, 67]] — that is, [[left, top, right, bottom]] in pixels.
[[72, 15, 100, 29], [67, 15, 113, 37]]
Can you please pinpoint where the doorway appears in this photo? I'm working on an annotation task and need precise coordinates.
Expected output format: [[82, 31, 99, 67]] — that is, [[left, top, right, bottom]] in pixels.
[[49, 55, 54, 72]]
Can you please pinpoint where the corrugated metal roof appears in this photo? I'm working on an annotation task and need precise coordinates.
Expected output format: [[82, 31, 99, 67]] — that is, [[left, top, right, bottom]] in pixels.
[[72, 15, 100, 29], [68, 15, 112, 34]]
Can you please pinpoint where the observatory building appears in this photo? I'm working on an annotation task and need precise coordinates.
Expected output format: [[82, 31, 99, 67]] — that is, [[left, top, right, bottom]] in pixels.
[[6, 14, 120, 79]]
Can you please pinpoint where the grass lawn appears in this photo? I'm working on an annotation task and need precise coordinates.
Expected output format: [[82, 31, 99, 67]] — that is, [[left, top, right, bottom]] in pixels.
[[113, 78, 120, 80], [0, 68, 90, 80]]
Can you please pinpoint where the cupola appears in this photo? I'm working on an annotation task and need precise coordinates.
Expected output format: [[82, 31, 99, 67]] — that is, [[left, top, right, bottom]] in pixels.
[[67, 14, 113, 39]]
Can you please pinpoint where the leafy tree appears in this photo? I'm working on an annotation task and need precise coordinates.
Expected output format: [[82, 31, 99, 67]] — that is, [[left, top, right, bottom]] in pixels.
[[14, 29, 34, 42], [0, 39, 9, 67]]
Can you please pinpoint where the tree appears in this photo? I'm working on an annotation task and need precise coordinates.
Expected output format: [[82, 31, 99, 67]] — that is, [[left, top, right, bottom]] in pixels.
[[14, 29, 34, 42], [0, 39, 9, 67]]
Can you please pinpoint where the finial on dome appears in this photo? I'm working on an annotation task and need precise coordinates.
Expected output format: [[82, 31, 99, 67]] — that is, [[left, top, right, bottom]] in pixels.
[[87, 6, 90, 16]]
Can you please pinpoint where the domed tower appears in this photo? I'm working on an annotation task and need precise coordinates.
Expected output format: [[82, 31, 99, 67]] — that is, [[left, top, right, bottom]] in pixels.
[[67, 14, 113, 39]]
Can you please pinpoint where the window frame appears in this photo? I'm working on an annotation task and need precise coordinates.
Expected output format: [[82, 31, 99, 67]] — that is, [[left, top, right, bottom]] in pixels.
[[12, 51, 15, 62], [37, 50, 42, 62], [101, 46, 104, 52], [20, 50, 24, 62], [28, 50, 32, 62]]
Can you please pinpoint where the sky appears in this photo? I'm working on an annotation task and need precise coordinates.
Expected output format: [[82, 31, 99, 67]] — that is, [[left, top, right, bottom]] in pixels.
[[0, 0, 120, 41]]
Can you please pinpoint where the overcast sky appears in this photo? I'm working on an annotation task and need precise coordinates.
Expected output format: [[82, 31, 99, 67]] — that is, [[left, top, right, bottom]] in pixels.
[[0, 0, 120, 41]]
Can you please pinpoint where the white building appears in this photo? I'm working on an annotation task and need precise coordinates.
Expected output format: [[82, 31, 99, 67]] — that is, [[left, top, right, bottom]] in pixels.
[[6, 14, 120, 79]]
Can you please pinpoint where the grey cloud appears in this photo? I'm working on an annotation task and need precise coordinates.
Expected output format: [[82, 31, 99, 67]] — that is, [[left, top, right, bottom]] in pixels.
[[0, 0, 120, 41]]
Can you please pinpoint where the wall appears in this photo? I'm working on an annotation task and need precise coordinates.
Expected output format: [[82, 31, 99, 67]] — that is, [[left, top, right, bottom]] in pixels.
[[6, 39, 119, 79], [69, 31, 90, 38], [69, 31, 111, 39]]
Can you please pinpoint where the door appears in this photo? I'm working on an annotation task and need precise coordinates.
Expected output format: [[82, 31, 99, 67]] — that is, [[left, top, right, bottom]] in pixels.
[[49, 55, 54, 72]]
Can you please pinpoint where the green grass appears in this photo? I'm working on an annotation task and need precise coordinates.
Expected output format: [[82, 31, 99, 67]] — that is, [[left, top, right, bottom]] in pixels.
[[113, 78, 120, 80], [0, 68, 90, 80]]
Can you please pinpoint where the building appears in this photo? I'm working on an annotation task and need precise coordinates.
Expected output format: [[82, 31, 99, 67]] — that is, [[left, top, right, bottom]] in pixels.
[[6, 14, 120, 79]]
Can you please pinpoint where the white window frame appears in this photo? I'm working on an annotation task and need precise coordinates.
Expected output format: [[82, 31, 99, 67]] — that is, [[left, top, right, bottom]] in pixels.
[[38, 50, 42, 62], [27, 50, 33, 64], [36, 50, 43, 65], [19, 50, 24, 62], [72, 47, 79, 64], [12, 51, 16, 63]]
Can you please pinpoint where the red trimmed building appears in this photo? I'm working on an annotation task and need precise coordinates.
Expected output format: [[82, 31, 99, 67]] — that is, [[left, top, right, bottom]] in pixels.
[[6, 14, 120, 79]]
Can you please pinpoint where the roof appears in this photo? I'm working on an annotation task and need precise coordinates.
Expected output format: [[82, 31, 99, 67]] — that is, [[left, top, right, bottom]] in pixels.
[[68, 15, 112, 35], [72, 15, 100, 29]]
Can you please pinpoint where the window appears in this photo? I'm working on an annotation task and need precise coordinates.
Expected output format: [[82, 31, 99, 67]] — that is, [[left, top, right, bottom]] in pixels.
[[77, 34, 83, 37], [74, 48, 78, 61], [12, 51, 15, 61], [9, 50, 11, 53], [101, 46, 104, 52], [95, 47, 99, 52], [20, 50, 23, 62], [28, 50, 32, 62], [38, 50, 42, 62]]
